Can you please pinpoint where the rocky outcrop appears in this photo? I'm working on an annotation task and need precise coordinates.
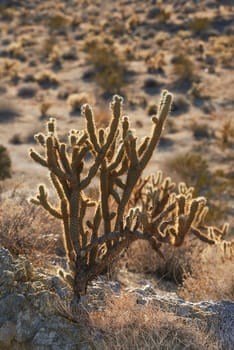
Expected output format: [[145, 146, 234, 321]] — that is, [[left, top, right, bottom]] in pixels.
[[126, 284, 234, 349], [0, 248, 93, 349], [0, 247, 233, 349]]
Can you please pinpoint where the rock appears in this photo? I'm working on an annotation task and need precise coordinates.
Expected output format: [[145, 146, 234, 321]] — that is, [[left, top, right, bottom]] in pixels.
[[0, 247, 233, 349], [0, 321, 16, 349], [126, 286, 234, 350], [31, 316, 93, 350], [0, 294, 26, 325]]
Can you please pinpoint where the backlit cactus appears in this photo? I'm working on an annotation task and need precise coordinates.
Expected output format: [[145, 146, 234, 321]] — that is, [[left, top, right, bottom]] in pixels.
[[29, 90, 233, 300]]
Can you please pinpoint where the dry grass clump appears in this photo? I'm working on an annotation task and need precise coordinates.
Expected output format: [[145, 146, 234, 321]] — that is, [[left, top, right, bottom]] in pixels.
[[124, 236, 233, 302], [179, 245, 234, 301], [84, 38, 127, 93], [35, 70, 60, 88], [218, 119, 234, 150], [48, 46, 62, 67], [47, 12, 70, 33], [67, 93, 90, 113], [90, 293, 218, 350], [167, 152, 211, 197], [172, 52, 194, 82], [0, 186, 64, 266], [189, 17, 211, 35], [39, 100, 53, 119]]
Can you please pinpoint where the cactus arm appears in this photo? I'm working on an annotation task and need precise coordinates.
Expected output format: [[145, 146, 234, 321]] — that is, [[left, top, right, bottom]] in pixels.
[[30, 186, 62, 219], [140, 92, 172, 170], [83, 104, 100, 153], [29, 149, 48, 167]]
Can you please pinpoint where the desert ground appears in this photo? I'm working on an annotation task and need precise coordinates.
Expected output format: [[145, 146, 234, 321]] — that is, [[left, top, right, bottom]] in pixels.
[[0, 0, 233, 348]]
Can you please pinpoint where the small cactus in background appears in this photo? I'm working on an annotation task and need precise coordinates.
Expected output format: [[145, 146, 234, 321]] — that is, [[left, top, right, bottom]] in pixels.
[[29, 90, 233, 301], [0, 144, 11, 180]]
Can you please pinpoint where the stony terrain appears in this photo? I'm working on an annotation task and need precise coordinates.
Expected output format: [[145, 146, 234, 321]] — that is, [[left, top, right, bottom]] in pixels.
[[0, 248, 233, 349]]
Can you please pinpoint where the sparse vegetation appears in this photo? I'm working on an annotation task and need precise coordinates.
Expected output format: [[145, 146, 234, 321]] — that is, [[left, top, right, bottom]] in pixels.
[[189, 17, 211, 35], [172, 52, 194, 82], [84, 39, 127, 93], [39, 101, 53, 119], [67, 92, 90, 113], [0, 1, 233, 347], [167, 152, 211, 197], [35, 70, 60, 88]]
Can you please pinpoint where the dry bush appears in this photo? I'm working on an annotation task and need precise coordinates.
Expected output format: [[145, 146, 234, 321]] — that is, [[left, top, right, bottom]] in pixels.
[[39, 101, 53, 119], [47, 12, 70, 33], [67, 92, 90, 113], [84, 38, 127, 93], [48, 46, 62, 67], [189, 17, 211, 35], [90, 293, 218, 350], [123, 236, 233, 302], [35, 70, 60, 88], [172, 52, 194, 82], [124, 238, 200, 285], [218, 119, 234, 150], [179, 245, 234, 301], [0, 187, 64, 267]]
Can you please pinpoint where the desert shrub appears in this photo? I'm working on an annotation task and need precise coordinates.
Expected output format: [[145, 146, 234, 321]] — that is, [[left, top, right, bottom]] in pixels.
[[0, 191, 63, 264], [192, 123, 211, 140], [35, 70, 59, 88], [158, 6, 171, 23], [0, 6, 15, 22], [7, 42, 26, 61], [167, 152, 211, 197], [67, 92, 90, 114], [62, 46, 77, 60], [146, 52, 165, 74], [0, 144, 11, 180], [147, 103, 157, 116], [0, 100, 21, 122], [41, 36, 58, 59], [47, 13, 70, 33], [172, 53, 194, 82], [48, 46, 62, 67], [179, 245, 234, 301], [219, 119, 234, 149], [171, 95, 190, 115], [189, 17, 211, 35], [91, 293, 218, 349], [144, 78, 160, 95], [84, 39, 127, 93], [39, 101, 52, 119], [9, 133, 23, 145]]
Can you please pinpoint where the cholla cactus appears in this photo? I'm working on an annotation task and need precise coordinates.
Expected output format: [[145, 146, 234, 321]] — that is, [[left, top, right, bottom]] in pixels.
[[29, 90, 233, 300]]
